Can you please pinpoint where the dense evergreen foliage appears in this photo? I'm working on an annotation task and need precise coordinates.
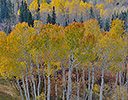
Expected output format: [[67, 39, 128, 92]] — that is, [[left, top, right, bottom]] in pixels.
[[0, 0, 15, 22], [19, 1, 34, 26]]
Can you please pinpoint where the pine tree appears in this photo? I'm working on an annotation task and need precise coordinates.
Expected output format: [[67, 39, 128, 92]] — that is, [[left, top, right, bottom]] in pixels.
[[73, 19, 77, 22], [19, 1, 34, 26], [51, 6, 56, 25], [97, 15, 103, 29], [104, 18, 110, 31], [80, 17, 83, 23], [65, 21, 68, 27], [47, 14, 52, 24], [89, 7, 95, 19]]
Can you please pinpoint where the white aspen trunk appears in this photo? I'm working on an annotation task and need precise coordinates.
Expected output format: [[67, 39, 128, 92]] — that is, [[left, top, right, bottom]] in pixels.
[[122, 83, 126, 100], [41, 62, 46, 100], [67, 52, 72, 100], [55, 71, 57, 100], [83, 64, 85, 100], [16, 78, 24, 100], [30, 55, 37, 100], [21, 72, 28, 100], [67, 64, 72, 100], [29, 77, 34, 100], [90, 62, 95, 100], [99, 66, 105, 100], [119, 72, 122, 89], [76, 68, 79, 100], [25, 60, 30, 100], [62, 63, 66, 100], [115, 72, 118, 100], [43, 67, 46, 100], [36, 56, 41, 100], [47, 62, 51, 100], [88, 65, 91, 100], [25, 75, 30, 100], [41, 60, 46, 100]]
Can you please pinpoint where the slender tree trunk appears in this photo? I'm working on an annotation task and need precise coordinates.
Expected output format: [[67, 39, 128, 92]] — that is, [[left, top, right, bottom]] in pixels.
[[47, 62, 51, 100], [119, 72, 122, 90], [88, 65, 91, 100], [62, 63, 66, 100], [67, 56, 72, 100], [21, 72, 28, 100], [30, 55, 37, 100], [90, 61, 95, 100], [16, 78, 24, 100], [41, 61, 46, 100], [115, 72, 118, 100], [25, 60, 30, 100], [83, 64, 85, 100], [55, 71, 57, 100], [36, 56, 41, 100], [99, 66, 105, 100], [25, 75, 30, 100], [43, 67, 46, 100], [29, 77, 34, 100], [76, 68, 79, 100], [122, 82, 127, 100]]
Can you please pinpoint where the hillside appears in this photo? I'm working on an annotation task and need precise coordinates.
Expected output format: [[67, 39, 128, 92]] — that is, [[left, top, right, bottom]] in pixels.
[[0, 76, 20, 100]]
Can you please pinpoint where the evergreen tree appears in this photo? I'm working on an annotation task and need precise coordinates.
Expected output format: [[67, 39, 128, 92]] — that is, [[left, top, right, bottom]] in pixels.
[[47, 14, 52, 24], [51, 6, 56, 25], [73, 19, 77, 22], [0, 0, 6, 21], [80, 17, 83, 23], [19, 1, 34, 26], [89, 7, 95, 19], [36, 0, 40, 20], [65, 21, 68, 27], [97, 15, 103, 29], [104, 18, 110, 31]]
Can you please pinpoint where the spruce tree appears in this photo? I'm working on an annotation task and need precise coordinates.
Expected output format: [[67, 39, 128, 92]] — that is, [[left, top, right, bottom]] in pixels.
[[80, 17, 83, 23], [19, 1, 34, 26], [65, 21, 68, 27], [104, 18, 110, 31], [51, 6, 56, 25], [97, 15, 103, 29], [89, 7, 95, 19], [47, 14, 52, 24], [73, 18, 77, 22]]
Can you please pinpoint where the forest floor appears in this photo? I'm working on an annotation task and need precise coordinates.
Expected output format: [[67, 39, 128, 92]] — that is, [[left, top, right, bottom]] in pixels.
[[0, 76, 20, 100]]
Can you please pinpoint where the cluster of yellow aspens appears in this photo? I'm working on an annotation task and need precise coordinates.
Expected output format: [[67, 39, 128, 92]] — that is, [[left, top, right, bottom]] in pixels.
[[0, 18, 127, 99]]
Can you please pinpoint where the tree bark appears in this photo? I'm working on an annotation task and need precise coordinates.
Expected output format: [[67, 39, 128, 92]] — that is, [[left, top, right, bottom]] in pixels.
[[30, 55, 37, 100], [99, 66, 105, 100], [67, 54, 72, 100], [36, 56, 41, 100], [47, 62, 51, 100], [62, 63, 66, 100], [115, 72, 118, 100], [16, 78, 24, 100], [21, 72, 28, 100], [55, 71, 57, 100], [25, 60, 30, 100], [88, 65, 91, 100], [41, 62, 46, 100], [90, 61, 95, 100], [83, 64, 85, 100], [76, 68, 79, 100]]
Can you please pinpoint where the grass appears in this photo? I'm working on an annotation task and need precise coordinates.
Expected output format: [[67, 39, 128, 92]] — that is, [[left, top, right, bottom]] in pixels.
[[0, 76, 20, 100]]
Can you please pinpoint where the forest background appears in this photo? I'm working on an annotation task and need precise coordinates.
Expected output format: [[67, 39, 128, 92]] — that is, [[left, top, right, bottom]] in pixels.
[[0, 0, 128, 100]]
